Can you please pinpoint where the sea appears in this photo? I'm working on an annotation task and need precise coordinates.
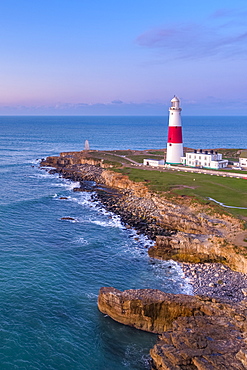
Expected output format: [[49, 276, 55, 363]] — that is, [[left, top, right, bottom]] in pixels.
[[0, 116, 246, 370]]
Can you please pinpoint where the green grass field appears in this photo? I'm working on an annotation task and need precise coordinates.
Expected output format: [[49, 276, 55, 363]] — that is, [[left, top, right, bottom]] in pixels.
[[87, 151, 131, 166], [127, 154, 164, 163], [115, 167, 247, 218], [85, 149, 247, 218]]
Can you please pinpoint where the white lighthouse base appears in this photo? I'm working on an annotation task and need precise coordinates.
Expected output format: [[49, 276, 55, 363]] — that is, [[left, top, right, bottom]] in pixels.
[[166, 143, 183, 164]]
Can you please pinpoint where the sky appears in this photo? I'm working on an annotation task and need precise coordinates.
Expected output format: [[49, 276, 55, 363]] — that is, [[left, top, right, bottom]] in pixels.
[[1, 0, 247, 116]]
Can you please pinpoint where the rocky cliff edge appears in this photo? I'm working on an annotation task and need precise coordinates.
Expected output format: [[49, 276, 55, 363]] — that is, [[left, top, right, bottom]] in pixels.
[[98, 287, 247, 369]]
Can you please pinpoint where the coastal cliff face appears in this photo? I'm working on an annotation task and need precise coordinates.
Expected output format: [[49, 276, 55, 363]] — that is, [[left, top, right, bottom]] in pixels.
[[98, 287, 247, 334], [41, 152, 246, 272], [98, 287, 247, 369], [40, 153, 242, 236], [41, 152, 247, 369], [149, 233, 247, 273]]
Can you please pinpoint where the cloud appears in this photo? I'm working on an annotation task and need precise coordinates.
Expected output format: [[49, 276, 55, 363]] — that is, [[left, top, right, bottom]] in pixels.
[[210, 8, 235, 18], [111, 100, 123, 104], [210, 8, 247, 20], [1, 97, 247, 116], [0, 101, 167, 116], [136, 11, 247, 60]]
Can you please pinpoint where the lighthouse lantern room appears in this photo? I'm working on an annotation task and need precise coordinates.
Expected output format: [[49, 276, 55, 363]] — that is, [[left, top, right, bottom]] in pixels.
[[166, 96, 183, 164]]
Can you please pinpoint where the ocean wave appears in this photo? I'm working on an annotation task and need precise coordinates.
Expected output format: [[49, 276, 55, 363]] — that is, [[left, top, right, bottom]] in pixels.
[[123, 344, 151, 369], [51, 180, 81, 191], [33, 172, 58, 179], [84, 292, 98, 299], [89, 215, 123, 229], [29, 158, 41, 165], [75, 237, 89, 245]]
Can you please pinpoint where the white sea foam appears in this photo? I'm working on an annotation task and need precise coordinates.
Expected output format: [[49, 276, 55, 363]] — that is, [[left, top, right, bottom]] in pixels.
[[76, 237, 89, 245], [52, 180, 81, 191], [68, 192, 125, 229], [70, 192, 95, 207], [85, 292, 98, 299], [44, 168, 193, 294], [141, 258, 193, 295], [29, 158, 41, 165], [31, 172, 58, 179], [89, 214, 123, 229]]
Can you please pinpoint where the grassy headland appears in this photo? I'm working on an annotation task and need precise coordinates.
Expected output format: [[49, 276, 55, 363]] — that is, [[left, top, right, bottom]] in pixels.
[[83, 149, 247, 219], [114, 167, 247, 218]]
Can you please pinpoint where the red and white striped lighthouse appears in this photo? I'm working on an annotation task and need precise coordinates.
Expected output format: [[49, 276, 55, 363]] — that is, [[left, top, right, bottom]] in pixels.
[[166, 96, 183, 164]]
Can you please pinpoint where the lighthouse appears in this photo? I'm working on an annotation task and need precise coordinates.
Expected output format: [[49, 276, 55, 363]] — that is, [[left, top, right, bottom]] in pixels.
[[166, 96, 183, 164]]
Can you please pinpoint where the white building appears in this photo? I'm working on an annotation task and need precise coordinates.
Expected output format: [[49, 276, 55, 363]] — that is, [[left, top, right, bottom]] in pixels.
[[181, 150, 228, 169], [143, 159, 165, 167], [239, 151, 247, 168]]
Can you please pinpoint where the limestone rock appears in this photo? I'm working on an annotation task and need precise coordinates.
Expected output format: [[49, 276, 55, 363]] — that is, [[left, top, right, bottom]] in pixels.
[[98, 287, 247, 369], [40, 151, 247, 273], [149, 234, 247, 274], [151, 316, 246, 369], [97, 287, 247, 333]]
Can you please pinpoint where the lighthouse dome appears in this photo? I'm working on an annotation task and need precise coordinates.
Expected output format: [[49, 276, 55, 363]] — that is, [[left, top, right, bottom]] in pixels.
[[171, 96, 179, 103], [170, 95, 181, 110]]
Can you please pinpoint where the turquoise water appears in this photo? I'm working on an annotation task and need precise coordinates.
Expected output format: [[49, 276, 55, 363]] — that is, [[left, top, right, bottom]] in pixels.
[[0, 116, 246, 369]]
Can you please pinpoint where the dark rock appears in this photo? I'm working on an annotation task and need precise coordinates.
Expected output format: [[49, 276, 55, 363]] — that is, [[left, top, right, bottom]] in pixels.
[[60, 217, 76, 221]]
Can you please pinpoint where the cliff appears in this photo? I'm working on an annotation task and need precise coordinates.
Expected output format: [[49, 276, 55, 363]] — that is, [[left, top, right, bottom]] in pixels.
[[98, 287, 247, 369], [149, 233, 247, 273], [41, 152, 246, 272], [41, 151, 247, 369]]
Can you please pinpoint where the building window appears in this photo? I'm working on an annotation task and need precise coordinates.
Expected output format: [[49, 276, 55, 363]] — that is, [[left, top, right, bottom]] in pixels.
[[199, 156, 201, 159]]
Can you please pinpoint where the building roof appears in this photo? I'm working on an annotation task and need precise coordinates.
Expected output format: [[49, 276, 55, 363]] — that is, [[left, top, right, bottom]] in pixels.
[[171, 96, 179, 102], [240, 150, 247, 158]]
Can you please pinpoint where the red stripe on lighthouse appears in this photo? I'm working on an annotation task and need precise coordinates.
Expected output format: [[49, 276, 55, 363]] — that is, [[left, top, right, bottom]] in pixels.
[[167, 126, 182, 143]]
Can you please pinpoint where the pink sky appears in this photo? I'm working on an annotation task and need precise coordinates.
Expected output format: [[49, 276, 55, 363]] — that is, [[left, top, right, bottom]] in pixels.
[[1, 0, 247, 115]]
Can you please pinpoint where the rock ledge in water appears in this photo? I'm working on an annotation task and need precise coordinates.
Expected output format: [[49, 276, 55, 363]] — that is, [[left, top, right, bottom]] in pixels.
[[98, 287, 247, 369]]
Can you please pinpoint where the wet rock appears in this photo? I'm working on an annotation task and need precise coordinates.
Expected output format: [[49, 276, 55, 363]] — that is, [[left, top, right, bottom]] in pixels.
[[181, 262, 247, 303], [151, 316, 246, 370], [149, 233, 247, 274], [97, 287, 247, 333], [73, 187, 84, 192], [98, 287, 247, 370]]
